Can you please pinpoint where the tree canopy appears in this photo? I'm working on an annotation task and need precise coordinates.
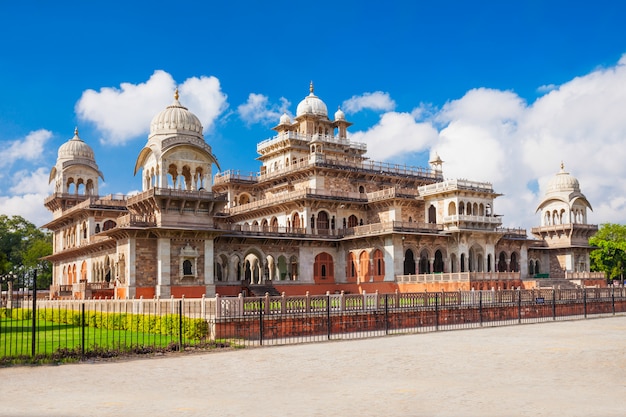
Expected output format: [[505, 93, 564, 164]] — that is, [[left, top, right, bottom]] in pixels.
[[590, 223, 626, 282], [0, 215, 52, 289]]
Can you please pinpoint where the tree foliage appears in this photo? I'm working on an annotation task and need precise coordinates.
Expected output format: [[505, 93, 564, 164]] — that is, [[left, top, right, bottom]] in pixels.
[[589, 223, 626, 282], [0, 215, 52, 289]]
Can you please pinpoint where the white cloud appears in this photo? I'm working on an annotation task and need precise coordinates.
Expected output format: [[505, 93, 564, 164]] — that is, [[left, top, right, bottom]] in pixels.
[[9, 168, 52, 195], [178, 75, 229, 131], [237, 93, 290, 125], [0, 168, 54, 227], [351, 54, 626, 229], [0, 194, 53, 227], [0, 129, 53, 168], [75, 71, 228, 145], [349, 112, 439, 161], [342, 91, 396, 114]]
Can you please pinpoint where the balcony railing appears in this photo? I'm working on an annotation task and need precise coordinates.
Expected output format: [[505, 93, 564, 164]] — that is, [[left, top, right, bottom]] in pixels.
[[214, 154, 441, 186], [419, 179, 495, 195], [396, 271, 521, 283], [257, 131, 366, 152]]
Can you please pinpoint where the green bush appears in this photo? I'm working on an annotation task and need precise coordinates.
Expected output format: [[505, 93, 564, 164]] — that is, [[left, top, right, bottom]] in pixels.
[[25, 307, 210, 340]]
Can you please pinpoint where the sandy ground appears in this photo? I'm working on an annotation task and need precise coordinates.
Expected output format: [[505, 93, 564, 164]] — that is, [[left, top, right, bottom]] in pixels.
[[2, 316, 625, 417]]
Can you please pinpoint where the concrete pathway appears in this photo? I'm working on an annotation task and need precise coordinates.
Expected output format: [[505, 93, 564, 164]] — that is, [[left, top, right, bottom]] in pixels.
[[3, 316, 626, 417]]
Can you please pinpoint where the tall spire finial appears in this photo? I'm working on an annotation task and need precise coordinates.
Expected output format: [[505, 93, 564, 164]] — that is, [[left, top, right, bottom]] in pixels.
[[560, 161, 565, 171], [74, 126, 79, 136], [174, 88, 179, 101], [309, 81, 314, 94]]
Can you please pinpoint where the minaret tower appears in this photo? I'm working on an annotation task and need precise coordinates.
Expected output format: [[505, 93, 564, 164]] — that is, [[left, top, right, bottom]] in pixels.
[[45, 128, 104, 218]]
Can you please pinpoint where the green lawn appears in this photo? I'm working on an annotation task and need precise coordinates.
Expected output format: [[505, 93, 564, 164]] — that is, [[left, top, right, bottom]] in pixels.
[[0, 317, 183, 359]]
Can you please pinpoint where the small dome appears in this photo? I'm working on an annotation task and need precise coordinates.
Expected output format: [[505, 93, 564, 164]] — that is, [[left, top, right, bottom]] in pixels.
[[546, 163, 580, 195], [334, 107, 345, 121], [57, 128, 96, 162], [150, 90, 203, 136], [279, 112, 291, 125], [296, 82, 328, 117]]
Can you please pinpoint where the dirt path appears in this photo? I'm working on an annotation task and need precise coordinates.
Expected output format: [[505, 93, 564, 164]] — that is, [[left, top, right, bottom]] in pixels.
[[3, 317, 626, 417]]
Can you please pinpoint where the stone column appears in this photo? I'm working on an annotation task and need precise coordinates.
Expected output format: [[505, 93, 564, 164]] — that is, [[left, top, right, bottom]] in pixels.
[[156, 238, 171, 298], [204, 239, 216, 297]]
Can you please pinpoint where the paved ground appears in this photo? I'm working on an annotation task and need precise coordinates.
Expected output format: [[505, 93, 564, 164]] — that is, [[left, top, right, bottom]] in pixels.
[[3, 316, 626, 417]]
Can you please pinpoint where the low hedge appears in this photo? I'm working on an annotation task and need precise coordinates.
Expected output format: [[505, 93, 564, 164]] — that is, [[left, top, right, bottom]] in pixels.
[[2, 307, 209, 340]]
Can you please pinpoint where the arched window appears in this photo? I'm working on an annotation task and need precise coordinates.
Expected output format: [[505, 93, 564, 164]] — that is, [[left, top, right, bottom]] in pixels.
[[373, 249, 385, 281], [460, 253, 466, 272], [346, 253, 357, 282], [498, 252, 507, 272], [183, 260, 193, 275], [428, 205, 437, 224], [348, 215, 358, 228], [317, 211, 329, 231], [448, 201, 457, 216], [359, 251, 370, 283], [419, 249, 430, 274], [103, 220, 116, 231], [314, 252, 334, 283], [292, 212, 301, 229], [510, 252, 519, 272]]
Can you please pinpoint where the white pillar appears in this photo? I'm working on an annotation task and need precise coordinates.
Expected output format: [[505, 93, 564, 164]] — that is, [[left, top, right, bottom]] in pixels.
[[156, 238, 171, 298]]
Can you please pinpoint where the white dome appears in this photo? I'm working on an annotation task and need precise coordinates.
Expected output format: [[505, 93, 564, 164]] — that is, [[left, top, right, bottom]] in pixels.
[[296, 82, 328, 117], [546, 163, 580, 195], [57, 128, 96, 162], [279, 112, 291, 125], [150, 90, 203, 136], [334, 107, 345, 121]]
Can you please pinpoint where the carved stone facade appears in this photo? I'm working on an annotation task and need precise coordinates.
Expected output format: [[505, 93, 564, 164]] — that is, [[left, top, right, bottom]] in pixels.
[[43, 85, 603, 299]]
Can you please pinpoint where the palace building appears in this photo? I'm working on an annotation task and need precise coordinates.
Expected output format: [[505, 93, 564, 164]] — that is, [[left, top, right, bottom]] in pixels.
[[43, 84, 604, 299]]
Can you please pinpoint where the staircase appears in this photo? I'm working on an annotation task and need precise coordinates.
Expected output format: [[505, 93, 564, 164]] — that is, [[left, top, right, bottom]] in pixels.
[[246, 283, 282, 297]]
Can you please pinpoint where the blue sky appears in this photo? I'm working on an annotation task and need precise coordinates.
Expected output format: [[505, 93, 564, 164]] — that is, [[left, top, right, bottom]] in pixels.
[[1, 0, 626, 229]]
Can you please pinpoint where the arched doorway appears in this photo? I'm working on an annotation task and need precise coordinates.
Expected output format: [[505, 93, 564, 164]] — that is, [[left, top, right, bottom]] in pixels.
[[404, 249, 416, 275], [433, 250, 444, 273]]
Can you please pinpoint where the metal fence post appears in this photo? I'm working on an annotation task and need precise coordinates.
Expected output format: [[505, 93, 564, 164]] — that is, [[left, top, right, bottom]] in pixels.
[[178, 299, 183, 352], [326, 294, 331, 340], [583, 288, 587, 319], [517, 289, 521, 324], [435, 292, 439, 331], [259, 297, 264, 346], [479, 291, 483, 327], [612, 286, 615, 315], [384, 294, 389, 335], [552, 289, 556, 320], [81, 303, 85, 359], [31, 271, 37, 357]]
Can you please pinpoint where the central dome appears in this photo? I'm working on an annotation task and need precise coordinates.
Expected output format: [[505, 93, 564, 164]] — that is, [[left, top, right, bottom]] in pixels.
[[150, 90, 203, 137], [546, 163, 580, 195], [58, 128, 96, 162], [296, 82, 328, 117]]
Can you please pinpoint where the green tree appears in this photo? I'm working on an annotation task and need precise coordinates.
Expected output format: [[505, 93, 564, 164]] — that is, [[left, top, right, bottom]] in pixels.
[[589, 223, 626, 284], [0, 215, 52, 291]]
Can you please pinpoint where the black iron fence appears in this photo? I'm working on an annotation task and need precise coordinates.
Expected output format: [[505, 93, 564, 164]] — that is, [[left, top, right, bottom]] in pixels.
[[1, 287, 625, 362]]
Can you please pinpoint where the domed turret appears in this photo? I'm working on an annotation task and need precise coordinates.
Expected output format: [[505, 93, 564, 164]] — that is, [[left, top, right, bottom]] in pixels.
[[296, 82, 328, 117], [536, 162, 592, 226], [48, 128, 103, 196], [545, 162, 581, 195], [57, 128, 96, 163], [279, 112, 291, 125], [334, 107, 345, 121], [149, 89, 203, 138]]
